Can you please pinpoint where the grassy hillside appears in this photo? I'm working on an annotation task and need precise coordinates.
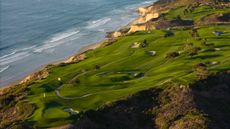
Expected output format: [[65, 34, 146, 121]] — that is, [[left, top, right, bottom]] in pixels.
[[73, 72, 230, 129], [0, 1, 230, 129], [28, 25, 229, 127]]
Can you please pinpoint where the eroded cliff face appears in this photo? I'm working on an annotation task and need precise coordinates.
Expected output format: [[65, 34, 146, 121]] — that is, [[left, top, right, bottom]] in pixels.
[[109, 0, 186, 35], [64, 53, 86, 64], [106, 31, 122, 38], [138, 6, 153, 16], [106, 4, 162, 35], [128, 6, 161, 33], [20, 68, 49, 84], [128, 24, 148, 33], [135, 13, 160, 24]]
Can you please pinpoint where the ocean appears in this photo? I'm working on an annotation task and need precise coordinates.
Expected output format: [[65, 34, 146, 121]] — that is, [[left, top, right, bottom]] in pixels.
[[0, 0, 155, 86]]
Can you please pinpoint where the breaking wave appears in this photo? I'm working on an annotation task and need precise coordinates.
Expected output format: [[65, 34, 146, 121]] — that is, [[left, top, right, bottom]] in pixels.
[[0, 30, 82, 66], [33, 30, 81, 53], [0, 51, 31, 66], [0, 65, 10, 73], [87, 17, 111, 29]]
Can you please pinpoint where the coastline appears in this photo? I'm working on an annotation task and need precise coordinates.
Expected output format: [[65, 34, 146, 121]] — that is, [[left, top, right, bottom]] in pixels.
[[0, 40, 105, 89], [1, 0, 230, 128], [0, 1, 155, 89]]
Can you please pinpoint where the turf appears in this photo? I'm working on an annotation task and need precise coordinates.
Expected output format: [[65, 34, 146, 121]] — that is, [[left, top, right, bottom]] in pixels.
[[12, 5, 229, 128], [23, 24, 230, 127]]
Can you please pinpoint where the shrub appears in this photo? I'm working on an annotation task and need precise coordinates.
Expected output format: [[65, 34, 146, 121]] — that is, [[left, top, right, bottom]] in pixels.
[[184, 43, 192, 50], [95, 65, 101, 70], [175, 15, 182, 20], [41, 84, 53, 92], [191, 28, 200, 37], [0, 95, 15, 109], [166, 51, 179, 59], [183, 43, 201, 57], [201, 41, 208, 46], [17, 102, 36, 119], [188, 47, 201, 56], [75, 79, 80, 84], [141, 39, 148, 48], [193, 63, 210, 80], [164, 31, 174, 38]]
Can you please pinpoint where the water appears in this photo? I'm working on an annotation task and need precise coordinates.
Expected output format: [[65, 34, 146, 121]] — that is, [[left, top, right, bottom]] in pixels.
[[0, 0, 155, 86]]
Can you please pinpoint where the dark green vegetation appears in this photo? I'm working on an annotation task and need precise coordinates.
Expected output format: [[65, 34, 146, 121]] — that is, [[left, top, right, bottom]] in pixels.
[[0, 0, 230, 128], [73, 72, 230, 129]]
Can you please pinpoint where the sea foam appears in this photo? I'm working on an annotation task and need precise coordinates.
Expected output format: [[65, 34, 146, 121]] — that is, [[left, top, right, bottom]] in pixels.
[[0, 65, 10, 73], [0, 45, 37, 66], [87, 17, 111, 29], [33, 30, 81, 53], [0, 52, 31, 66]]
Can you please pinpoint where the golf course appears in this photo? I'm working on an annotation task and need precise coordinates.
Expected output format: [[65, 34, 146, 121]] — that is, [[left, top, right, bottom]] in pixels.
[[1, 0, 230, 128]]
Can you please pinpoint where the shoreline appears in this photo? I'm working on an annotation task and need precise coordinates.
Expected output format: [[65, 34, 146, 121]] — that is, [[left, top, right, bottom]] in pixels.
[[0, 1, 154, 89], [1, 40, 105, 89]]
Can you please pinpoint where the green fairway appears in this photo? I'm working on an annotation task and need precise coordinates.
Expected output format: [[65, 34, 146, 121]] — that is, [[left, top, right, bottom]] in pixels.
[[23, 23, 230, 127]]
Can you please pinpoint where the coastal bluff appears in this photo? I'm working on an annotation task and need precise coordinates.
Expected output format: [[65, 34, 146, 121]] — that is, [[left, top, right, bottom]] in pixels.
[[108, 2, 165, 35]]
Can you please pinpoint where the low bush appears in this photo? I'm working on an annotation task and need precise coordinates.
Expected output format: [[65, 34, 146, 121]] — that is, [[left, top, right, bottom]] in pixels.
[[193, 63, 210, 80], [183, 43, 201, 57], [164, 31, 174, 37], [166, 51, 179, 59]]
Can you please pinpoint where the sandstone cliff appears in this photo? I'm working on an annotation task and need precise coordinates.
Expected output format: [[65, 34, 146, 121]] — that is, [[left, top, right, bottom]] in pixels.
[[20, 68, 49, 84], [128, 24, 148, 33], [64, 54, 86, 64]]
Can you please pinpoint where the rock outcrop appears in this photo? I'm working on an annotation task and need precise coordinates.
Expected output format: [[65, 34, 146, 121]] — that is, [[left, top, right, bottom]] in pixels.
[[135, 13, 160, 24], [20, 68, 49, 84], [64, 53, 86, 64], [128, 6, 161, 33], [128, 24, 147, 33], [106, 31, 122, 38], [64, 42, 103, 64], [138, 7, 152, 16]]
